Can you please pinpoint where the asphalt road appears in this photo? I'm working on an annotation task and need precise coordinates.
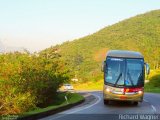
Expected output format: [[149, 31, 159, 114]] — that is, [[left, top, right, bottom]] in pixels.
[[41, 91, 160, 120]]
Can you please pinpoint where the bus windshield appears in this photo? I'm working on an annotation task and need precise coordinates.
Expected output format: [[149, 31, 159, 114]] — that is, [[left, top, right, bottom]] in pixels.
[[105, 57, 144, 87], [125, 59, 144, 87]]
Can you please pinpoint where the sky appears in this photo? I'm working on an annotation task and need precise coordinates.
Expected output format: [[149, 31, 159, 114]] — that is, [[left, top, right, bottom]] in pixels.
[[0, 0, 160, 52]]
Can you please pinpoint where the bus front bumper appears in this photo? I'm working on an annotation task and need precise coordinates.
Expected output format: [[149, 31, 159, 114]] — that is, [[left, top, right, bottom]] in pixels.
[[103, 91, 143, 102]]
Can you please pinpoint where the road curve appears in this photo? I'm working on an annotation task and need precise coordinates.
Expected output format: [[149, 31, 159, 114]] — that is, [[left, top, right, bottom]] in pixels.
[[41, 92, 160, 120]]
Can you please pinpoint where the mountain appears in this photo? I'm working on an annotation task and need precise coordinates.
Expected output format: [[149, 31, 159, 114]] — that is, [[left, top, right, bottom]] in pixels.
[[0, 41, 5, 53], [0, 41, 26, 53], [42, 10, 160, 82]]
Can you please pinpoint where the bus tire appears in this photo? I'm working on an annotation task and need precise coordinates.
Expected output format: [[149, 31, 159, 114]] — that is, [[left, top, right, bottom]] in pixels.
[[133, 102, 138, 106], [104, 100, 109, 105]]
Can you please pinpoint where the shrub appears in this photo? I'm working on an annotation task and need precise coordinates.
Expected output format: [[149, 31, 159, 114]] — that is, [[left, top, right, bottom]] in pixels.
[[0, 51, 70, 115]]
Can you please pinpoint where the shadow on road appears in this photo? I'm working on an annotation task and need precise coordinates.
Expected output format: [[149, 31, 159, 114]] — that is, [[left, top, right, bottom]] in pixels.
[[105, 101, 140, 107]]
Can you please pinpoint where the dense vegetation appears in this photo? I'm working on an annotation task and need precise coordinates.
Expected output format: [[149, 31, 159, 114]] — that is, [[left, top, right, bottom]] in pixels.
[[145, 70, 160, 93], [43, 10, 160, 82], [0, 50, 70, 115]]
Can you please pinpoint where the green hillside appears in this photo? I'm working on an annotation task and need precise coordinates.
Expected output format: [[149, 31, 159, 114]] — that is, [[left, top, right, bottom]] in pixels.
[[42, 10, 160, 82]]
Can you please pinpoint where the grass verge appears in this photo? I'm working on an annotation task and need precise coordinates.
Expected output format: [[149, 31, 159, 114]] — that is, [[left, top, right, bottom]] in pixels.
[[144, 87, 160, 93], [73, 80, 103, 91], [144, 69, 160, 93], [17, 92, 84, 119]]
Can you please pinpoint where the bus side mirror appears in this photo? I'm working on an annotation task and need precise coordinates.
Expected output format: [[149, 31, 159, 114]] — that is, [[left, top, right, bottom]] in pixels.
[[101, 61, 106, 72], [145, 63, 150, 75]]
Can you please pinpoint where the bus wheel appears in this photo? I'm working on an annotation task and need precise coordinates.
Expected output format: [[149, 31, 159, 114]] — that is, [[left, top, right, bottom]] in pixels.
[[104, 100, 109, 105], [133, 102, 138, 106]]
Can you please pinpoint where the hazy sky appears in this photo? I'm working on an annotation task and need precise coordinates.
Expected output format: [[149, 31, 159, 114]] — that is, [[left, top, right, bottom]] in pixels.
[[0, 0, 160, 52]]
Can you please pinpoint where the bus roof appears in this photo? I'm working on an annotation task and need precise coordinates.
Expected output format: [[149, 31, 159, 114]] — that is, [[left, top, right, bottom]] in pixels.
[[107, 50, 144, 59]]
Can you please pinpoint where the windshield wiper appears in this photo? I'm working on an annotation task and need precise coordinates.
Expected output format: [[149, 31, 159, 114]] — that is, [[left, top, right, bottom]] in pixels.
[[114, 73, 122, 87], [137, 73, 143, 85], [127, 72, 134, 86]]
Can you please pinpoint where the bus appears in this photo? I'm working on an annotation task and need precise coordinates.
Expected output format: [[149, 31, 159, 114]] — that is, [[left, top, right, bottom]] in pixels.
[[102, 50, 150, 105]]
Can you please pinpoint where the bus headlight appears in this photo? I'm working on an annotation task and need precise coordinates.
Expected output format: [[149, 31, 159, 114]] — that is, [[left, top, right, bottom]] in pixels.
[[138, 91, 143, 94], [106, 88, 110, 92]]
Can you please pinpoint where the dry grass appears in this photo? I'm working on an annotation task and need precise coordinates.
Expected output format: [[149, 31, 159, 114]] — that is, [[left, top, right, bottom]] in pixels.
[[73, 80, 103, 90]]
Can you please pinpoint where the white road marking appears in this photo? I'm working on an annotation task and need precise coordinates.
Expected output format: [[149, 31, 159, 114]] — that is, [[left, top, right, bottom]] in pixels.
[[151, 105, 157, 113], [45, 94, 101, 120], [144, 98, 157, 113], [67, 95, 101, 114]]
